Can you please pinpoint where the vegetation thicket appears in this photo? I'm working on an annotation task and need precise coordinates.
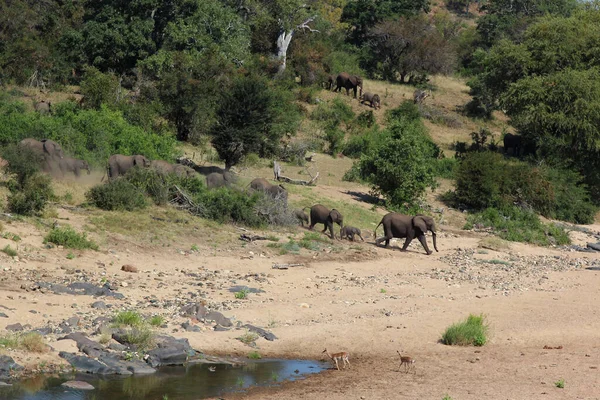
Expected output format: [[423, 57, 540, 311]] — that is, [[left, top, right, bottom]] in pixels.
[[0, 0, 598, 237]]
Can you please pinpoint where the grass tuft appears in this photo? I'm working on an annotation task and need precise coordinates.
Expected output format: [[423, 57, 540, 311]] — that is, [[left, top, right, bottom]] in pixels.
[[248, 351, 262, 359], [237, 331, 259, 346], [441, 314, 489, 347], [112, 310, 144, 327], [44, 226, 98, 250], [235, 289, 250, 300], [2, 245, 17, 257], [149, 315, 165, 327], [0, 332, 47, 353], [555, 379, 565, 389]]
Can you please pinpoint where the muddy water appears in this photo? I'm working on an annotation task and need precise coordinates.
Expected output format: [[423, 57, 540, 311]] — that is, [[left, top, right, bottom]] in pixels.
[[0, 359, 326, 399]]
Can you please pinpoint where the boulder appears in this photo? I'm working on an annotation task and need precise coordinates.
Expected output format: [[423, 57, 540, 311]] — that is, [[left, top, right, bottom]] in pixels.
[[61, 381, 95, 390], [0, 355, 23, 378], [6, 323, 24, 332], [243, 324, 277, 341], [146, 347, 188, 368], [205, 311, 232, 327], [59, 332, 104, 358], [59, 352, 117, 374]]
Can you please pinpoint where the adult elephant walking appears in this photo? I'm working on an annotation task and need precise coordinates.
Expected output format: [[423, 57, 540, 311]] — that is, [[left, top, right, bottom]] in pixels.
[[250, 178, 288, 202], [309, 204, 343, 240], [19, 138, 64, 160], [334, 72, 363, 98], [151, 160, 197, 178], [206, 171, 235, 189], [374, 213, 438, 255], [106, 154, 150, 180]]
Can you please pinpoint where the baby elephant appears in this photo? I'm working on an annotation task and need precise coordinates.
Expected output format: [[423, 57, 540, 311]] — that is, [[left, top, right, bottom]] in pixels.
[[360, 92, 381, 109], [340, 226, 364, 242], [294, 208, 309, 227]]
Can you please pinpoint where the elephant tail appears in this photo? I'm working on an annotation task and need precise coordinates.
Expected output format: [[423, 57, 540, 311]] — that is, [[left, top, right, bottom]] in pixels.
[[374, 220, 383, 240]]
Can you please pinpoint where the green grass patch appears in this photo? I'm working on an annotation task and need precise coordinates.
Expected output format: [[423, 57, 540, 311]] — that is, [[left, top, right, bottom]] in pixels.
[[248, 351, 262, 359], [555, 379, 565, 389], [483, 259, 511, 266], [1, 232, 21, 242], [237, 331, 259, 346], [465, 207, 570, 246], [44, 226, 99, 250], [235, 289, 250, 299], [441, 314, 489, 347], [0, 332, 47, 353], [1, 245, 17, 257], [148, 315, 165, 327], [112, 310, 144, 327]]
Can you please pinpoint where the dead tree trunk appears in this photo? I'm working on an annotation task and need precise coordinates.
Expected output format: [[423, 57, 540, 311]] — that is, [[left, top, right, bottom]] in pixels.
[[275, 16, 319, 74]]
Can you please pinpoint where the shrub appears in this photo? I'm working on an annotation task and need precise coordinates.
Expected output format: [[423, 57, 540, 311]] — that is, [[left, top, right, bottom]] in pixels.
[[354, 103, 439, 209], [149, 316, 165, 327], [86, 179, 148, 211], [310, 98, 355, 125], [441, 314, 489, 346], [2, 245, 17, 257], [113, 311, 144, 327], [7, 174, 54, 216], [555, 379, 565, 389], [44, 226, 99, 250], [193, 188, 264, 228], [466, 207, 570, 246], [324, 126, 345, 156], [455, 152, 597, 224], [80, 67, 121, 110], [235, 289, 249, 299], [433, 157, 458, 179], [0, 144, 43, 187], [248, 351, 262, 359]]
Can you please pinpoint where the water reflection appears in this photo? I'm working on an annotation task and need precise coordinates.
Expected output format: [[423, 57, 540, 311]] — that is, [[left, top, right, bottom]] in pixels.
[[0, 359, 325, 400]]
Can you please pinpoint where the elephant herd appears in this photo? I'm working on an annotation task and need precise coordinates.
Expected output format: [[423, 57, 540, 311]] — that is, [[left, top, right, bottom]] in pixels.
[[324, 72, 381, 110], [295, 204, 439, 255], [19, 138, 91, 178]]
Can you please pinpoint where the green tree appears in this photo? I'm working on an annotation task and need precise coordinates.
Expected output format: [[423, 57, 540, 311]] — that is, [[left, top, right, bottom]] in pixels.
[[354, 102, 438, 209], [80, 67, 121, 109], [211, 75, 300, 169], [341, 0, 430, 45]]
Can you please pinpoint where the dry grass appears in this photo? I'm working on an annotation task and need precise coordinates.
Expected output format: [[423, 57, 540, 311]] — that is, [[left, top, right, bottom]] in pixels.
[[4, 85, 82, 112], [0, 332, 48, 353], [478, 237, 512, 251]]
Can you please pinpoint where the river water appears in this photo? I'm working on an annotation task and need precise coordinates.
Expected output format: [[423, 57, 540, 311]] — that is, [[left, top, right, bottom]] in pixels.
[[0, 359, 326, 399]]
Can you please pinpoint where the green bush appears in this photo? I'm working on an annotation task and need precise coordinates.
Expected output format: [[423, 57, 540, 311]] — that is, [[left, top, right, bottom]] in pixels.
[[433, 157, 458, 179], [80, 67, 121, 110], [7, 174, 54, 216], [86, 179, 148, 211], [455, 152, 597, 224], [441, 314, 489, 346], [113, 311, 144, 327], [0, 144, 43, 187], [324, 126, 345, 156], [466, 207, 570, 246], [310, 98, 355, 125], [353, 102, 439, 209], [194, 188, 264, 228], [44, 226, 99, 250]]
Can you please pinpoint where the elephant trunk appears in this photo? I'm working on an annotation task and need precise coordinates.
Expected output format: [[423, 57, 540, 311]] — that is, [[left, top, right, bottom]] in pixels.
[[432, 231, 438, 252]]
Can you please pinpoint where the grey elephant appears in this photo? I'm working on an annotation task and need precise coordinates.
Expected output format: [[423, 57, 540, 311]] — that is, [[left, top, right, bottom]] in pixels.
[[34, 101, 51, 114], [309, 204, 344, 240], [503, 133, 522, 156], [151, 160, 197, 178], [294, 208, 309, 227], [334, 72, 363, 98], [19, 138, 64, 160], [374, 213, 438, 255], [340, 226, 364, 241], [250, 178, 288, 202], [324, 74, 335, 90], [59, 157, 90, 178], [360, 92, 381, 109], [206, 171, 235, 189], [106, 154, 150, 180]]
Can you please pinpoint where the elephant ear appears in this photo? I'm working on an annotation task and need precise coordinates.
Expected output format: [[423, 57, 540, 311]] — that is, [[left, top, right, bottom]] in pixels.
[[412, 216, 428, 233]]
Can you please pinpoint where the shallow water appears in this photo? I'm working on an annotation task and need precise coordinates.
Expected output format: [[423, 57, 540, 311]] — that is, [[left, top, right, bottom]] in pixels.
[[0, 359, 326, 400]]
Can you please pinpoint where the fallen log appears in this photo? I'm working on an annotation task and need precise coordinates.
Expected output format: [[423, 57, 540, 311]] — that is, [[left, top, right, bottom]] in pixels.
[[239, 234, 268, 242]]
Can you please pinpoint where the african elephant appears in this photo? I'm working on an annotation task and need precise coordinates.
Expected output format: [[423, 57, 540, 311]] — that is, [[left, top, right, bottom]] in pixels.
[[360, 92, 381, 109], [206, 171, 235, 189], [250, 178, 288, 203], [107, 154, 150, 180], [340, 226, 364, 241], [151, 160, 197, 178], [59, 157, 90, 178], [374, 213, 438, 255], [19, 138, 64, 160], [309, 204, 343, 240], [324, 74, 335, 91], [503, 133, 522, 156], [334, 72, 363, 98], [294, 208, 309, 227], [34, 101, 51, 114]]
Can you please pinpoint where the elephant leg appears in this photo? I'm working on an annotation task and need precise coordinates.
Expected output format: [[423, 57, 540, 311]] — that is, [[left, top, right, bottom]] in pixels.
[[401, 237, 413, 251], [321, 225, 327, 233], [417, 234, 432, 255]]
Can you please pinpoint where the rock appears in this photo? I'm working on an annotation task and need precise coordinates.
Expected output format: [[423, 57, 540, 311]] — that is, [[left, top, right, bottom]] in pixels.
[[120, 282, 129, 288], [32, 327, 53, 336], [61, 381, 95, 390], [0, 313, 7, 318], [121, 265, 138, 273], [204, 311, 232, 327], [0, 355, 23, 378], [59, 352, 117, 374], [180, 303, 208, 320], [146, 347, 189, 368], [96, 354, 133, 375], [59, 332, 105, 358], [181, 322, 201, 332], [37, 282, 124, 299], [91, 301, 107, 309], [587, 242, 600, 252], [6, 323, 24, 332], [243, 324, 278, 341], [108, 342, 127, 352], [213, 325, 230, 332]]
